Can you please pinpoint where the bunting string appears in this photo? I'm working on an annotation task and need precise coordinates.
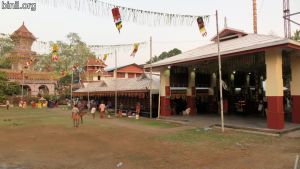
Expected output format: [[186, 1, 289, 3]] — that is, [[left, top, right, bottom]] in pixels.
[[36, 0, 210, 26], [1, 32, 147, 56]]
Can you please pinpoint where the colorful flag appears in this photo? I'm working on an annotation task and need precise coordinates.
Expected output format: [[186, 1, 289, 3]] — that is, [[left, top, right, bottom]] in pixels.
[[130, 43, 139, 57], [103, 53, 108, 61], [112, 7, 122, 33], [197, 17, 207, 36], [51, 44, 59, 62]]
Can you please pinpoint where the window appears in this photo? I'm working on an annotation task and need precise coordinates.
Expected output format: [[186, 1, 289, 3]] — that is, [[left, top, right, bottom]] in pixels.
[[128, 73, 135, 78], [117, 72, 125, 78]]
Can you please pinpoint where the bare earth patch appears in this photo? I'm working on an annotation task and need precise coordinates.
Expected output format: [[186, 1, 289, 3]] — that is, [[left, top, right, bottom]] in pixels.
[[0, 107, 299, 169]]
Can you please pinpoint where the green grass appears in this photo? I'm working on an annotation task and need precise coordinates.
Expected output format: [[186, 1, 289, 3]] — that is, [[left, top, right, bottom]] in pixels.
[[0, 106, 72, 127], [119, 118, 180, 128]]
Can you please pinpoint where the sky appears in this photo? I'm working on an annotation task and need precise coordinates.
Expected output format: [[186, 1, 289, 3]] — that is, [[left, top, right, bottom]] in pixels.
[[0, 0, 299, 68]]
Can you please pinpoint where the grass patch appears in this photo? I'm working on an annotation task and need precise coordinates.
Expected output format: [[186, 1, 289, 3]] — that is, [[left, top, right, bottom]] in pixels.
[[157, 128, 277, 146], [120, 118, 179, 128]]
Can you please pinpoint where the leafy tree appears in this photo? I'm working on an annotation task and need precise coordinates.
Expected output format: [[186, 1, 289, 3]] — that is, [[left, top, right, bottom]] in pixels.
[[292, 29, 300, 41], [35, 33, 95, 74], [0, 37, 14, 69], [0, 72, 21, 102], [0, 37, 14, 57], [147, 48, 182, 64], [0, 57, 11, 69]]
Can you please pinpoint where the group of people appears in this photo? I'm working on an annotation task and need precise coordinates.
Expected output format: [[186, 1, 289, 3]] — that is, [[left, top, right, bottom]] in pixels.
[[71, 100, 142, 128]]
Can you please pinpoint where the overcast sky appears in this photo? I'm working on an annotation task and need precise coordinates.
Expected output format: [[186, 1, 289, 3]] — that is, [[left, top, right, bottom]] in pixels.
[[0, 0, 299, 68]]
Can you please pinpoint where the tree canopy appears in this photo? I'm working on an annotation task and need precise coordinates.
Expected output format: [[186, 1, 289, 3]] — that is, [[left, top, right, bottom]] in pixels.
[[292, 29, 300, 42], [147, 48, 182, 64], [0, 36, 14, 69], [35, 32, 95, 74], [0, 72, 21, 102]]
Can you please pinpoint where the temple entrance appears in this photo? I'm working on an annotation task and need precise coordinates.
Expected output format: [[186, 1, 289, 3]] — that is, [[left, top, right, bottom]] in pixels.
[[23, 85, 32, 96], [38, 85, 49, 95]]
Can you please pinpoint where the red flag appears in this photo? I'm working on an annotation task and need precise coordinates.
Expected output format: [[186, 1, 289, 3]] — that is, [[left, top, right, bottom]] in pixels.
[[112, 7, 122, 33]]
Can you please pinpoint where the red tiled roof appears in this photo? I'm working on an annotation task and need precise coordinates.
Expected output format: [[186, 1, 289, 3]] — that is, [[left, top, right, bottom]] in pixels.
[[86, 58, 107, 67], [11, 23, 36, 40]]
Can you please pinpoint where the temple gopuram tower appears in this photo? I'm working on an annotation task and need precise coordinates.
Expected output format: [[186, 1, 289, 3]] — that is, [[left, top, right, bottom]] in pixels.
[[6, 22, 37, 70], [0, 23, 58, 96]]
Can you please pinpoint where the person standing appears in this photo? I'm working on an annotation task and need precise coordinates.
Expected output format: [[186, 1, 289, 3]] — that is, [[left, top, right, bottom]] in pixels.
[[6, 100, 10, 110], [135, 102, 141, 120], [118, 103, 123, 117], [90, 101, 96, 119], [72, 104, 80, 127], [99, 101, 106, 119]]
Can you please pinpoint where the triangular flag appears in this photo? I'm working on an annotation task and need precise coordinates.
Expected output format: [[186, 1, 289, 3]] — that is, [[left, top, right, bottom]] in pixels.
[[197, 17, 207, 36], [130, 43, 139, 57], [112, 7, 122, 33]]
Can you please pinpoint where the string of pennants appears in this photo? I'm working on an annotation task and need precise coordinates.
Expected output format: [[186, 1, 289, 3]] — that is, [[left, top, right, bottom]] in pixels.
[[36, 0, 208, 35]]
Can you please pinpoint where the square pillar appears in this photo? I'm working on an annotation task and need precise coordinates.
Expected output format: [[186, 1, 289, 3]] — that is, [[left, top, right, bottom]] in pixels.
[[160, 67, 171, 116], [290, 52, 300, 123], [265, 49, 284, 129], [187, 68, 196, 115]]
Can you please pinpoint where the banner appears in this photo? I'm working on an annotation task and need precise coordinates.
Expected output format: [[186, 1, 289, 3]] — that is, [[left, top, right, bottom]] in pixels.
[[130, 43, 139, 57], [36, 0, 210, 27], [51, 44, 59, 62], [103, 53, 108, 61], [112, 7, 122, 33], [197, 17, 207, 36]]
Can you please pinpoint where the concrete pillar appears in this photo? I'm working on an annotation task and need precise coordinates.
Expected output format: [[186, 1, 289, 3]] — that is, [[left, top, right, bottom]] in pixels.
[[265, 48, 284, 129], [187, 68, 196, 115], [160, 67, 171, 116], [290, 52, 300, 123]]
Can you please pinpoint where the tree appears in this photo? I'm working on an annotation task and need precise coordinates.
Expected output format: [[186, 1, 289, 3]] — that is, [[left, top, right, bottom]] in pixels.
[[0, 72, 21, 102], [35, 33, 95, 74], [0, 37, 14, 57], [146, 48, 182, 64], [292, 29, 300, 41], [0, 37, 14, 69]]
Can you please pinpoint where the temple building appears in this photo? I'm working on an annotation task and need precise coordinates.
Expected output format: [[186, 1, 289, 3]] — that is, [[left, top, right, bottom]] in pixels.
[[0, 23, 58, 96], [145, 27, 300, 130], [74, 60, 159, 117]]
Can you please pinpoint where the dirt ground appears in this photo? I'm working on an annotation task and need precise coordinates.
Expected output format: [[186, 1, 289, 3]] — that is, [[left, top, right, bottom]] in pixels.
[[0, 107, 300, 169]]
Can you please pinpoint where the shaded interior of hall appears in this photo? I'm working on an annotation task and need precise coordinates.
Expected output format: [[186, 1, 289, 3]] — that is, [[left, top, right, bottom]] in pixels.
[[169, 51, 292, 121]]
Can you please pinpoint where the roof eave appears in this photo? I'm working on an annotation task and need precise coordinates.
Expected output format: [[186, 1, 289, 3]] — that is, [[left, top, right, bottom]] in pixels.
[[146, 39, 293, 69]]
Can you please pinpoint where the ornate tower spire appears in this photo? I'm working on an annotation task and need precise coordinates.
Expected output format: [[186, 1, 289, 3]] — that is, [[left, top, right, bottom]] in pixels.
[[6, 23, 37, 70]]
